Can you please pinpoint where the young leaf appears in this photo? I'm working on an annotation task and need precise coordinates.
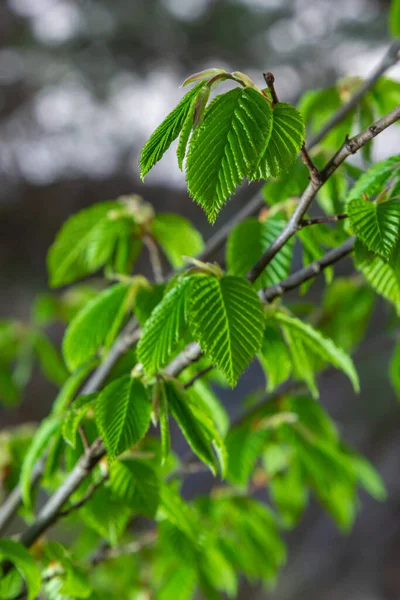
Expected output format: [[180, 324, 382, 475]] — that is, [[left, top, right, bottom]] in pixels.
[[110, 459, 160, 517], [0, 539, 41, 600], [151, 213, 204, 268], [164, 380, 220, 475], [259, 322, 292, 391], [251, 102, 305, 180], [390, 0, 400, 36], [271, 311, 359, 395], [354, 240, 400, 314], [226, 218, 294, 291], [96, 375, 151, 460], [62, 393, 97, 448], [186, 88, 273, 223], [137, 276, 191, 375], [188, 275, 264, 386], [47, 202, 134, 288], [346, 155, 400, 204], [63, 284, 132, 372], [177, 86, 210, 169], [31, 330, 68, 386], [20, 416, 62, 508], [348, 198, 400, 259], [140, 82, 206, 179]]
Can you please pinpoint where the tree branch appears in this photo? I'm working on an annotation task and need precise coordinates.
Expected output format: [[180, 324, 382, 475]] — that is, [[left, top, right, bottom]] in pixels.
[[246, 104, 400, 283], [263, 236, 355, 302], [298, 213, 348, 229], [307, 39, 400, 148]]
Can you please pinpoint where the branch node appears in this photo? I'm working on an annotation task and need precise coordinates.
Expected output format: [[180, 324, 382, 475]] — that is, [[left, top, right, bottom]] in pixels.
[[344, 134, 358, 154], [263, 72, 279, 105], [300, 145, 322, 186]]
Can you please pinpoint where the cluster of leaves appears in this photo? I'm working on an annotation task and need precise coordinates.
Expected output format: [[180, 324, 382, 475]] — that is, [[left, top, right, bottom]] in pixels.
[[2, 47, 400, 600], [140, 69, 305, 222]]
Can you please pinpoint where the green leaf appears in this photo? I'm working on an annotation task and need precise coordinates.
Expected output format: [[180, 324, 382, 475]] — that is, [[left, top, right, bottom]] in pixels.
[[259, 322, 292, 391], [52, 358, 99, 414], [319, 277, 375, 352], [96, 375, 151, 460], [185, 378, 229, 436], [31, 330, 68, 386], [164, 380, 221, 475], [47, 202, 135, 287], [0, 539, 41, 600], [389, 340, 400, 399], [269, 461, 307, 527], [137, 277, 191, 375], [346, 155, 400, 204], [177, 86, 210, 169], [390, 0, 400, 36], [251, 102, 305, 180], [140, 82, 206, 180], [63, 284, 132, 372], [110, 459, 160, 517], [134, 283, 165, 327], [20, 416, 62, 508], [346, 450, 387, 501], [79, 486, 131, 544], [271, 311, 359, 396], [159, 383, 171, 464], [0, 367, 19, 406], [348, 198, 400, 259], [151, 213, 204, 268], [354, 240, 400, 314], [225, 424, 269, 486], [226, 218, 294, 291], [62, 393, 97, 448], [186, 88, 273, 223], [188, 275, 264, 386]]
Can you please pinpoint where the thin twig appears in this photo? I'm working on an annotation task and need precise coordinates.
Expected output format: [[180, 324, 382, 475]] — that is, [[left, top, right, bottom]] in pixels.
[[263, 237, 355, 302], [57, 473, 108, 518], [246, 105, 400, 283], [298, 213, 348, 228], [307, 39, 400, 148], [183, 365, 215, 388], [300, 144, 321, 185], [144, 235, 163, 283], [263, 72, 279, 104]]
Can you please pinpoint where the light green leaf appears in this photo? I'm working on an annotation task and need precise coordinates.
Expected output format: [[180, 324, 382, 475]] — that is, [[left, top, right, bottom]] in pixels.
[[259, 322, 292, 391], [79, 486, 131, 544], [47, 202, 135, 287], [271, 311, 359, 396], [63, 284, 132, 372], [62, 393, 97, 448], [185, 378, 229, 436], [390, 0, 400, 36], [251, 102, 305, 180], [52, 358, 99, 414], [225, 424, 269, 486], [164, 380, 220, 475], [159, 383, 171, 464], [354, 240, 400, 314], [96, 375, 151, 460], [346, 451, 387, 501], [346, 155, 400, 204], [151, 213, 204, 268], [188, 275, 264, 386], [110, 459, 160, 517], [140, 82, 206, 180], [177, 86, 210, 169], [390, 340, 400, 399], [186, 88, 273, 223], [20, 416, 62, 508], [226, 218, 294, 291], [348, 198, 400, 259], [137, 276, 191, 375], [182, 68, 227, 86], [31, 330, 68, 386], [0, 539, 41, 600]]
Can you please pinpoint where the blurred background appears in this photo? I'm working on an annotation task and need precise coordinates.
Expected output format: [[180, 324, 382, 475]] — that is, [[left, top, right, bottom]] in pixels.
[[1, 0, 400, 598]]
